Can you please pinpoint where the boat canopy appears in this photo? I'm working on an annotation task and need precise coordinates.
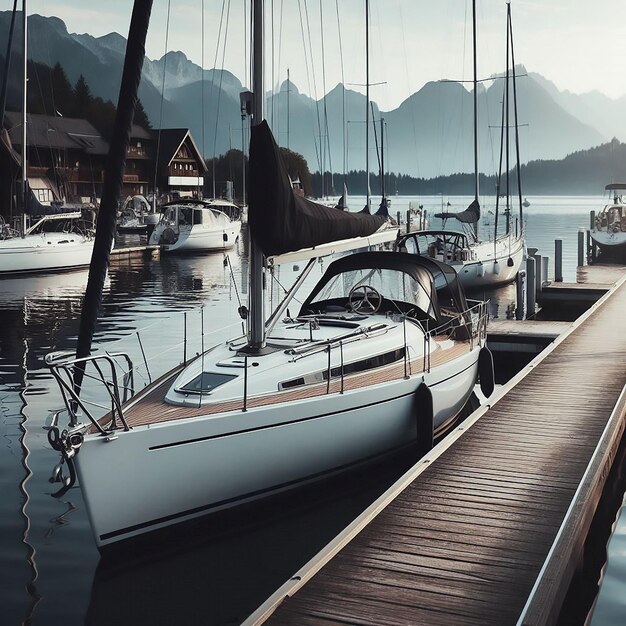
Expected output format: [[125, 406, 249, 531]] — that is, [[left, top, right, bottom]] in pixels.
[[300, 251, 469, 326], [248, 120, 386, 257], [605, 183, 626, 190]]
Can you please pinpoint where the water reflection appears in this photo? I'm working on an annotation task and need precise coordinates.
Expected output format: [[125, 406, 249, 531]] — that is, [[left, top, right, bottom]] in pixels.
[[0, 200, 620, 625], [85, 453, 414, 626]]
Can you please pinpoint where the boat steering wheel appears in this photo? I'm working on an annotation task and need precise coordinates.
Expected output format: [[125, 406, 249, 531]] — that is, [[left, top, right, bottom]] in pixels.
[[348, 285, 382, 313]]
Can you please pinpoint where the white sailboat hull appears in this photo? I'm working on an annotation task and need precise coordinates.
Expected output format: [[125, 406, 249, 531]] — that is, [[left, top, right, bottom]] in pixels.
[[453, 235, 525, 290], [76, 348, 478, 547], [590, 229, 626, 251], [0, 232, 94, 275], [159, 221, 242, 252]]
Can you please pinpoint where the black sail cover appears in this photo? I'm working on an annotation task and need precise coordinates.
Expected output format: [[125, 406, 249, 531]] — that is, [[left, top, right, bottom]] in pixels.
[[249, 120, 386, 256], [434, 198, 480, 224]]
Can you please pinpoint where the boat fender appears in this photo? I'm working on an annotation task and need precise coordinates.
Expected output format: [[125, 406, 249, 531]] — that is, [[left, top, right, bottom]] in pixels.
[[478, 346, 495, 398], [493, 260, 500, 275], [414, 382, 434, 457], [477, 262, 485, 277], [507, 256, 514, 267]]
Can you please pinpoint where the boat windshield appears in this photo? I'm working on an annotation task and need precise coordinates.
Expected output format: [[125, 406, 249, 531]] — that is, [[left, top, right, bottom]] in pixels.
[[306, 266, 437, 320]]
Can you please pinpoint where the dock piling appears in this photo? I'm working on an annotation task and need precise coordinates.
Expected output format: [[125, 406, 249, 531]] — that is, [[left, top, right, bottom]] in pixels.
[[406, 210, 411, 233], [555, 239, 563, 282], [534, 253, 543, 297], [516, 269, 526, 320], [578, 231, 585, 267], [526, 256, 536, 318]]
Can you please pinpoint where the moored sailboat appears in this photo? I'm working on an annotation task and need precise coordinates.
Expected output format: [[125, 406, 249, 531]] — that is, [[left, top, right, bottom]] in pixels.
[[43, 0, 491, 549], [398, 0, 525, 290], [0, 0, 95, 276], [590, 183, 626, 255]]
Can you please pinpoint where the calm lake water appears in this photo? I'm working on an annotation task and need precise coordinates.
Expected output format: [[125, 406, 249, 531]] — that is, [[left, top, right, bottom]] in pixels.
[[0, 195, 622, 625]]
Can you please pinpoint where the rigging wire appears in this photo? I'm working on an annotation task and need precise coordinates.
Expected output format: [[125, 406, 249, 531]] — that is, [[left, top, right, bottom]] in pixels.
[[303, 0, 325, 188], [208, 0, 229, 198], [319, 0, 333, 196], [153, 0, 172, 202], [201, 0, 205, 176], [398, 1, 420, 185], [334, 0, 347, 188], [296, 0, 322, 175]]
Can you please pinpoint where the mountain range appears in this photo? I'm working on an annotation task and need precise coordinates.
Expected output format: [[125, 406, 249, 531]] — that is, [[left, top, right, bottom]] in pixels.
[[2, 11, 626, 179]]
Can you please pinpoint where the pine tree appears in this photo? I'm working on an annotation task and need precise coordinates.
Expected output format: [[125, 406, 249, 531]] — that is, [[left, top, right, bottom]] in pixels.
[[72, 74, 92, 118], [133, 98, 152, 130], [50, 62, 73, 116]]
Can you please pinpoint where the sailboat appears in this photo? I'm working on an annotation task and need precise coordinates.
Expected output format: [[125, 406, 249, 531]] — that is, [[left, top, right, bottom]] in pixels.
[[397, 0, 525, 290], [43, 0, 490, 549], [0, 1, 95, 276], [590, 184, 626, 255]]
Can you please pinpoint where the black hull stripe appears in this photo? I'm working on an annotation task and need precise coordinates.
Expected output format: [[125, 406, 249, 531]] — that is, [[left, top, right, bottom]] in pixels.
[[147, 360, 477, 451], [99, 442, 412, 542]]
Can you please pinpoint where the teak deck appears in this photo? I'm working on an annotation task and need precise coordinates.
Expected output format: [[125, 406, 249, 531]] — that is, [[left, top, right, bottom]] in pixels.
[[111, 334, 472, 430], [248, 272, 626, 626]]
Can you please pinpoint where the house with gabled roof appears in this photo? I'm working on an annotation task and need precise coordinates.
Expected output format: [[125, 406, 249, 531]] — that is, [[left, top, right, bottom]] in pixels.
[[0, 112, 207, 219], [152, 128, 208, 198]]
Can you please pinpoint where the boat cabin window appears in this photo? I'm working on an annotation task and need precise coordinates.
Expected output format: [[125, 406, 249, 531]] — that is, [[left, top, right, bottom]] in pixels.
[[193, 209, 203, 225], [176, 372, 237, 394], [306, 267, 437, 320], [178, 207, 193, 226], [279, 348, 406, 390]]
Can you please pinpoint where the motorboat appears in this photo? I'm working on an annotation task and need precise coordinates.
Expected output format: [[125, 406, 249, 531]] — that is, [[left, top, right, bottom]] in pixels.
[[590, 184, 626, 254], [0, 211, 94, 276], [116, 195, 160, 234], [148, 199, 241, 253], [44, 121, 491, 549]]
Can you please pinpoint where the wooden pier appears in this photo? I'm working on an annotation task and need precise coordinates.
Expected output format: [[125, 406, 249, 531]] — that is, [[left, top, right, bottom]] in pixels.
[[109, 243, 160, 262], [247, 270, 626, 626]]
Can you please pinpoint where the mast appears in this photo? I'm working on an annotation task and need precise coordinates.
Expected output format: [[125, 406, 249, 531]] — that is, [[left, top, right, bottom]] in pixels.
[[247, 0, 265, 350], [0, 0, 18, 128], [472, 0, 479, 237], [509, 2, 524, 233], [286, 67, 290, 150], [21, 0, 27, 237], [380, 117, 385, 202], [74, 0, 153, 391], [505, 1, 511, 234], [365, 0, 370, 211]]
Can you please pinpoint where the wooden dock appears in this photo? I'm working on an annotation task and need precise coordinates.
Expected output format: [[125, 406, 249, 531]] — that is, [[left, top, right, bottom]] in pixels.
[[110, 243, 160, 262], [247, 272, 626, 626], [538, 264, 622, 307]]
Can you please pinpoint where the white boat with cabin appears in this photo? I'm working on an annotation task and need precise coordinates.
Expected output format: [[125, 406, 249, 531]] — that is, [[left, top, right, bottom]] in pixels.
[[44, 120, 492, 549], [148, 199, 241, 252], [590, 184, 626, 254], [43, 1, 492, 550], [0, 211, 94, 275], [405, 1, 526, 291]]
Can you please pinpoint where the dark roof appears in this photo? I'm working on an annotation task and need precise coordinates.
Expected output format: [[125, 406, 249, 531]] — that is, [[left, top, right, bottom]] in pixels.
[[3, 112, 109, 155], [131, 124, 152, 140], [151, 128, 207, 172]]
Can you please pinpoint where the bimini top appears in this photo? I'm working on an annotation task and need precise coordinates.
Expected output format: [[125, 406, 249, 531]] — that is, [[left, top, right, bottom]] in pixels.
[[605, 183, 626, 190], [299, 250, 469, 326]]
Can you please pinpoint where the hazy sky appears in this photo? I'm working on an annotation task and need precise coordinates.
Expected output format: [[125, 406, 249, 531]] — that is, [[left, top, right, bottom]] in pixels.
[[21, 0, 626, 111]]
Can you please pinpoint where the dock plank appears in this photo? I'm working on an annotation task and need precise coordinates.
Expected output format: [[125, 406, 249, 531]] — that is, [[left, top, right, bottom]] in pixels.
[[249, 273, 626, 626]]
